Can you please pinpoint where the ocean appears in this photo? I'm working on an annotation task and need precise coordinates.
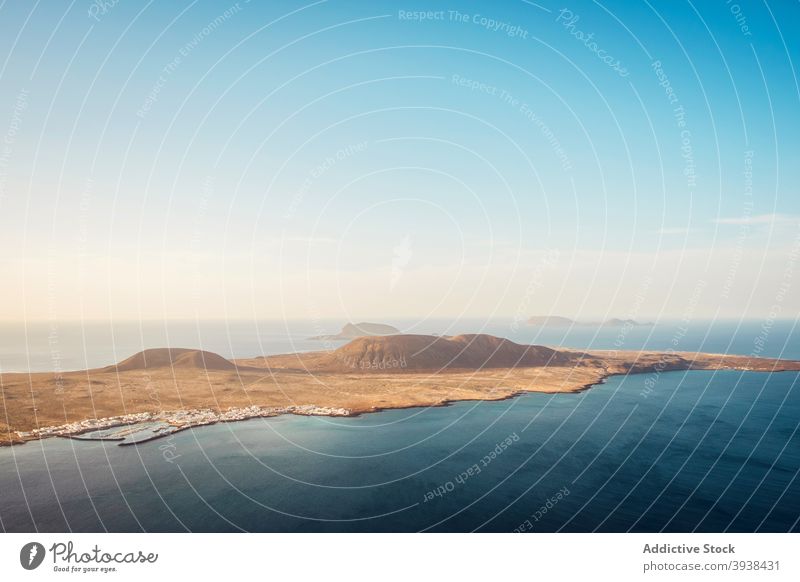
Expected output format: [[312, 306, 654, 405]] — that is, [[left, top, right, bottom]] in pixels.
[[0, 319, 798, 532]]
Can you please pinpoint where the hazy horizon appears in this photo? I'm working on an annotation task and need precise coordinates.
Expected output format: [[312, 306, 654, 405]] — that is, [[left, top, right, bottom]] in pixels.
[[0, 315, 798, 324]]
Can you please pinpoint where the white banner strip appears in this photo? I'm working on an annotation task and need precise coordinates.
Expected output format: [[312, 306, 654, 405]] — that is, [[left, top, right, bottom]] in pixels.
[[0, 533, 796, 581]]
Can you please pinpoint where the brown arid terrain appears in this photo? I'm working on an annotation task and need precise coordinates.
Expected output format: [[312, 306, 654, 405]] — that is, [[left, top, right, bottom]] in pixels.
[[2, 334, 799, 445]]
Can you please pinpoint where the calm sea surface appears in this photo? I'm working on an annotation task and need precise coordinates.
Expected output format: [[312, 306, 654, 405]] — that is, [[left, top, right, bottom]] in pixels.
[[0, 319, 798, 532]]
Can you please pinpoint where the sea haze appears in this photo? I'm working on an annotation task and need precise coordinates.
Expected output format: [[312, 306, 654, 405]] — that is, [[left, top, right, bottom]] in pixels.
[[0, 320, 798, 532], [1, 318, 798, 372]]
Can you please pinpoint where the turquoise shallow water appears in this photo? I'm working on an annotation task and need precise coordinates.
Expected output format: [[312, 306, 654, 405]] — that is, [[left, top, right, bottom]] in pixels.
[[0, 321, 798, 532]]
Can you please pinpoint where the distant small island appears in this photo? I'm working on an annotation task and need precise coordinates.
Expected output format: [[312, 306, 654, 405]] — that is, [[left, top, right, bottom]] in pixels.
[[527, 316, 652, 327], [309, 322, 401, 341]]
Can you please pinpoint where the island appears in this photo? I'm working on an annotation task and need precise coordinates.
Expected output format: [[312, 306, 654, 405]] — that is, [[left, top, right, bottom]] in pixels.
[[1, 334, 798, 446], [308, 321, 401, 341]]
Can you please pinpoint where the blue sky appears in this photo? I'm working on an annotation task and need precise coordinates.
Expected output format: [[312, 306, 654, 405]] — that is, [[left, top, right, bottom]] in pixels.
[[1, 0, 798, 321]]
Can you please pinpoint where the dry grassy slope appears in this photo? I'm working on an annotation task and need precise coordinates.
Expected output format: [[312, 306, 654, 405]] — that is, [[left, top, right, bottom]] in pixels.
[[247, 334, 580, 371], [104, 348, 237, 372]]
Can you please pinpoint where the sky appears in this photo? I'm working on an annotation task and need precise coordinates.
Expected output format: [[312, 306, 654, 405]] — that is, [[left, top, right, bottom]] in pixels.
[[0, 0, 799, 322]]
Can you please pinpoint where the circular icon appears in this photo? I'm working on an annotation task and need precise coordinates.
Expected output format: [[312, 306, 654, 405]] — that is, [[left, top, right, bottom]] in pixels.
[[20, 542, 46, 570]]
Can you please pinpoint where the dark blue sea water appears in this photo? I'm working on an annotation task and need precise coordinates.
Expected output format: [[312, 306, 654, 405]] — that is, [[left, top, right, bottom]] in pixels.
[[0, 320, 798, 532]]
